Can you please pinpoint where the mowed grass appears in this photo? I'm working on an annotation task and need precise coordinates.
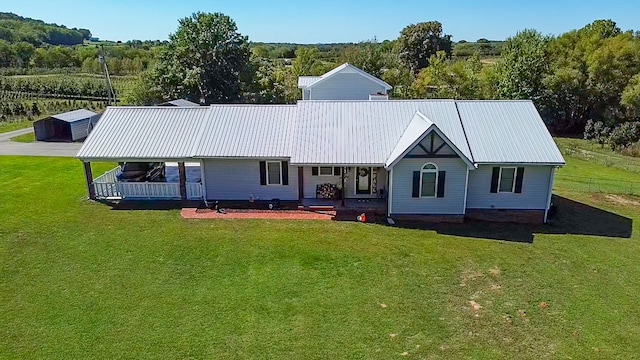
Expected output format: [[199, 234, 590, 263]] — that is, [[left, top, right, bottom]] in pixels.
[[1, 155, 639, 359], [9, 132, 35, 143], [0, 120, 33, 134]]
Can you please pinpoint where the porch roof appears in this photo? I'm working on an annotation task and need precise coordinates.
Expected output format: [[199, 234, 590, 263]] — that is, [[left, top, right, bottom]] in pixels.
[[77, 107, 210, 160]]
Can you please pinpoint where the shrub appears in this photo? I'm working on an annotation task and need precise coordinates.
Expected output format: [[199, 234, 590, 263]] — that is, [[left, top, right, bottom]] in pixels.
[[608, 121, 640, 150], [620, 141, 640, 157], [583, 119, 611, 146]]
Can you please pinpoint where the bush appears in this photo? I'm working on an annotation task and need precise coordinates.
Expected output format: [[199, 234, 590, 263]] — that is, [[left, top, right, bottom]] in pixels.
[[620, 141, 640, 157], [608, 121, 640, 150], [583, 119, 611, 146]]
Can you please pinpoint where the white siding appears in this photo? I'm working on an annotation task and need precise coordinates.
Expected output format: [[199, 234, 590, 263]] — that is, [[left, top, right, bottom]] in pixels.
[[309, 73, 387, 100], [203, 159, 298, 201], [466, 165, 553, 210], [70, 119, 90, 141], [391, 158, 467, 215], [302, 167, 387, 199]]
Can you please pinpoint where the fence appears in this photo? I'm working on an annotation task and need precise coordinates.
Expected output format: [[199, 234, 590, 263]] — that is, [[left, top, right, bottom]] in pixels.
[[555, 175, 639, 196]]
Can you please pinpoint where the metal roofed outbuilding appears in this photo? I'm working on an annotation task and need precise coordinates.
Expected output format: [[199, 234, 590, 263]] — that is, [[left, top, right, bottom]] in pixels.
[[34, 109, 101, 142]]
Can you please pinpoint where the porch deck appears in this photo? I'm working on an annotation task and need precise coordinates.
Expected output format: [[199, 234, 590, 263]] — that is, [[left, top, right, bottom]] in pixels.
[[299, 198, 387, 213], [93, 165, 203, 200]]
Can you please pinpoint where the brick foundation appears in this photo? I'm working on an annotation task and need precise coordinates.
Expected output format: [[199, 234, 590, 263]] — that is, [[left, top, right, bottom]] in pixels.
[[464, 209, 545, 224]]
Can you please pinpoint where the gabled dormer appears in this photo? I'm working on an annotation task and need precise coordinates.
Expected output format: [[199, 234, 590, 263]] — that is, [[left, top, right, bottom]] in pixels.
[[298, 63, 392, 100]]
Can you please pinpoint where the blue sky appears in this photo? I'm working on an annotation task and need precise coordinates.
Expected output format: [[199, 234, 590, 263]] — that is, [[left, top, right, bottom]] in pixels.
[[3, 0, 639, 43]]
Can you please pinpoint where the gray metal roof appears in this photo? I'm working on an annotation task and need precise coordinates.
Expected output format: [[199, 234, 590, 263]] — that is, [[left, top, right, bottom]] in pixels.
[[297, 76, 321, 88], [456, 101, 565, 164], [50, 109, 98, 123], [192, 105, 297, 158], [291, 100, 472, 165], [77, 100, 564, 166], [77, 107, 210, 160], [160, 99, 200, 107]]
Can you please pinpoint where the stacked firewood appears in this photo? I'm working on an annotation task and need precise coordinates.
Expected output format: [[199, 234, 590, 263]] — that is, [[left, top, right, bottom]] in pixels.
[[317, 183, 340, 199]]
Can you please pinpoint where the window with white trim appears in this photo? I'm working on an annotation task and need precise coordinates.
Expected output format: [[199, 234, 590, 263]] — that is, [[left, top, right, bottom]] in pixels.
[[267, 161, 282, 185], [319, 166, 334, 176], [498, 167, 516, 193], [420, 163, 438, 197]]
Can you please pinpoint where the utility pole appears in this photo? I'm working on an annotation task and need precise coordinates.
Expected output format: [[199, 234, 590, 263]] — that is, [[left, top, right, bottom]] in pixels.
[[99, 45, 117, 106]]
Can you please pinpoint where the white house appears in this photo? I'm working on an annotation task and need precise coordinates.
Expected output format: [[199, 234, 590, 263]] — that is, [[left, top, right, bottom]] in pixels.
[[77, 64, 565, 223], [297, 63, 392, 100]]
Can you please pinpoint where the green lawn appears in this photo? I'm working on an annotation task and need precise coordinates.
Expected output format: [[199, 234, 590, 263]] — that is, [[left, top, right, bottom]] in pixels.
[[9, 132, 35, 143], [1, 150, 638, 359], [0, 120, 33, 134]]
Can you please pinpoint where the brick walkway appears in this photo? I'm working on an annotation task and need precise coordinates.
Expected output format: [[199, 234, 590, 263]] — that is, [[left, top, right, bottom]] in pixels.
[[181, 208, 336, 220]]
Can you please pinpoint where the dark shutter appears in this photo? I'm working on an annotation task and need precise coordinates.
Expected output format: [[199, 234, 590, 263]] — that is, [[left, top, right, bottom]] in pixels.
[[259, 161, 267, 185], [333, 167, 341, 176], [412, 171, 420, 198], [312, 167, 318, 176], [282, 161, 289, 185], [490, 167, 500, 193], [514, 167, 525, 193], [437, 171, 446, 198]]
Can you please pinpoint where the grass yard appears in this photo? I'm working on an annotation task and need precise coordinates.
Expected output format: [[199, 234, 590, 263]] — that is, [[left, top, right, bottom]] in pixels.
[[1, 147, 639, 358], [9, 132, 35, 143], [0, 120, 33, 134]]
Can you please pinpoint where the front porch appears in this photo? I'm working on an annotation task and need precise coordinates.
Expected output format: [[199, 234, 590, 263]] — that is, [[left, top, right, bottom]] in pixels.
[[90, 162, 204, 200], [299, 197, 387, 212]]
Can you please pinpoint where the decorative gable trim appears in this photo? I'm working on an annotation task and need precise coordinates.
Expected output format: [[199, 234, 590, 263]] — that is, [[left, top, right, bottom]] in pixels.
[[385, 112, 475, 170]]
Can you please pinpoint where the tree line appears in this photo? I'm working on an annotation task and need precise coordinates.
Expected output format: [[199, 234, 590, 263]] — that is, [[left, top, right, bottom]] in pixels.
[[0, 12, 90, 46]]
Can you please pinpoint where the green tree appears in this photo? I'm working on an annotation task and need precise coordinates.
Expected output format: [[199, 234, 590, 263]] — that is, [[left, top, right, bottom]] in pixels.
[[496, 29, 550, 102], [396, 21, 452, 73], [339, 40, 386, 78], [151, 12, 251, 104], [542, 19, 640, 134]]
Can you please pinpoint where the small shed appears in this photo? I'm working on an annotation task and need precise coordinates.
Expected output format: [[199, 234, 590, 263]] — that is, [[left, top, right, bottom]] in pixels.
[[33, 109, 101, 142], [159, 99, 200, 107]]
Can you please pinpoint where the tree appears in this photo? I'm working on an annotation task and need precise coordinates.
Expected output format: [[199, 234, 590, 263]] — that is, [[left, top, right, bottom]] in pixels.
[[339, 40, 386, 78], [542, 19, 640, 134], [496, 29, 550, 102], [396, 21, 452, 73], [151, 12, 251, 104]]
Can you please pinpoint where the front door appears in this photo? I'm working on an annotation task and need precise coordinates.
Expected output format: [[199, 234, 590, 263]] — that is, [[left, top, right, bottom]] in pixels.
[[355, 167, 372, 195]]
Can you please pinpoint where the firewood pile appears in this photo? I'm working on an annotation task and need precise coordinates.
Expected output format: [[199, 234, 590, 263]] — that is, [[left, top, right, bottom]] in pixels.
[[316, 183, 340, 199]]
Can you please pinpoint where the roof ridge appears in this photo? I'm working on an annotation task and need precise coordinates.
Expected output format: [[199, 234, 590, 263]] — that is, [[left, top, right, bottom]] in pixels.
[[453, 101, 476, 163]]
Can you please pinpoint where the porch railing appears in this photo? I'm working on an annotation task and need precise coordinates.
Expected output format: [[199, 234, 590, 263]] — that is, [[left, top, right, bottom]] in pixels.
[[93, 166, 203, 200], [186, 182, 203, 200], [94, 166, 121, 184]]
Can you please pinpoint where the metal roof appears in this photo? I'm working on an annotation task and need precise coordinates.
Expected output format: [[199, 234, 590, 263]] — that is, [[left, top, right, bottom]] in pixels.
[[384, 112, 433, 168], [297, 76, 321, 88], [291, 100, 472, 165], [456, 101, 565, 164], [77, 107, 210, 160], [77, 100, 564, 166], [159, 99, 200, 107], [192, 105, 297, 158], [50, 109, 98, 123], [297, 63, 392, 90]]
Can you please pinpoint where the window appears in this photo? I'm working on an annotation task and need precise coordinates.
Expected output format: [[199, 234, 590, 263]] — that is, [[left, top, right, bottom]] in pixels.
[[319, 166, 333, 176], [498, 167, 516, 193], [312, 167, 341, 176], [420, 163, 438, 197], [267, 161, 282, 185]]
